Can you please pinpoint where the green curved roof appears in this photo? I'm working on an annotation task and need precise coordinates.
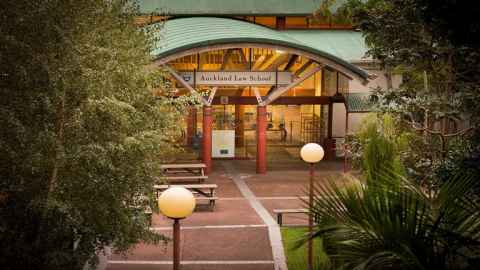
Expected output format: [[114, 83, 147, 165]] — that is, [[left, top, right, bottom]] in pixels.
[[284, 30, 368, 63], [138, 0, 345, 16], [151, 17, 369, 81]]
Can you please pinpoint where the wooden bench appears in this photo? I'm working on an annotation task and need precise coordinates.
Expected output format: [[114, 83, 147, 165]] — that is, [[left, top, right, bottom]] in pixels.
[[160, 163, 207, 183], [154, 184, 218, 210], [273, 208, 308, 226], [195, 196, 219, 211], [160, 175, 208, 182]]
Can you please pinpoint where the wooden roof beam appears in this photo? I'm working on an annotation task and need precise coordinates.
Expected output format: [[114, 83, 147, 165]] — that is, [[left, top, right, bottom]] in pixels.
[[262, 53, 290, 71], [262, 64, 323, 106], [294, 59, 314, 76], [266, 54, 299, 95], [220, 49, 235, 70], [253, 54, 274, 70], [163, 64, 209, 106]]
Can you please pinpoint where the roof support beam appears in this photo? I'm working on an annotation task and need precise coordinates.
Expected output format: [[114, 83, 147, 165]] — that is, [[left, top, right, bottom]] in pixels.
[[261, 53, 289, 71], [294, 59, 314, 76], [207, 87, 217, 105], [163, 65, 209, 106], [253, 87, 263, 105], [237, 49, 249, 70], [220, 49, 234, 70], [262, 64, 323, 106], [221, 48, 249, 70], [267, 54, 299, 95], [285, 54, 299, 71], [253, 54, 273, 70]]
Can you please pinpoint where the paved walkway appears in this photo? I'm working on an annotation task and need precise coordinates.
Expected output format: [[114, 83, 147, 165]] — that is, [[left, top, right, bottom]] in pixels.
[[104, 160, 345, 270], [222, 161, 287, 270]]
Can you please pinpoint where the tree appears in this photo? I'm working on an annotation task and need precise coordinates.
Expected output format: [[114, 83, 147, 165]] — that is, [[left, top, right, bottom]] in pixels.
[[0, 1, 196, 269], [318, 0, 480, 185], [306, 3, 480, 268], [419, 0, 480, 48]]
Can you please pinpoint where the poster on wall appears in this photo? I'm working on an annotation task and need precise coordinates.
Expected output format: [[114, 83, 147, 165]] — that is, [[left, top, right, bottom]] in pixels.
[[212, 130, 235, 158]]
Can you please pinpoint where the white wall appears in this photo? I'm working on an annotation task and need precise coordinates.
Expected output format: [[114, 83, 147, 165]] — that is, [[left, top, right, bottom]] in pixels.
[[332, 108, 371, 138], [332, 103, 347, 137], [332, 69, 402, 137], [349, 69, 402, 92]]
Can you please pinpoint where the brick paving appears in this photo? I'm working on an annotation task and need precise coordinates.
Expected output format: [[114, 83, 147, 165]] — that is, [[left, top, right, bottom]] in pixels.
[[107, 264, 274, 270], [104, 160, 346, 270], [109, 227, 272, 261]]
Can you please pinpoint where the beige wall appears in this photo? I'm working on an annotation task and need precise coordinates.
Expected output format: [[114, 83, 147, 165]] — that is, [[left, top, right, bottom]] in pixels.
[[349, 69, 402, 92], [332, 69, 402, 137]]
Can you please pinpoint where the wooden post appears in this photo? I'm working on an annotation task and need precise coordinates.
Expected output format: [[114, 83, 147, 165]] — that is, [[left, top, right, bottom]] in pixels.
[[344, 111, 349, 173], [202, 106, 213, 174], [328, 102, 333, 139], [256, 105, 267, 174], [173, 218, 181, 270], [308, 163, 315, 270]]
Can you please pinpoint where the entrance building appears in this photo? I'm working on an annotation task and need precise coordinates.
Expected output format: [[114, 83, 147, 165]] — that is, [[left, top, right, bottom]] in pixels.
[[140, 1, 402, 173]]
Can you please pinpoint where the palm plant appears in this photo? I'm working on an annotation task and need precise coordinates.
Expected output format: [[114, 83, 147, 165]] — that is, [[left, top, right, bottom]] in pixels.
[[304, 121, 480, 269]]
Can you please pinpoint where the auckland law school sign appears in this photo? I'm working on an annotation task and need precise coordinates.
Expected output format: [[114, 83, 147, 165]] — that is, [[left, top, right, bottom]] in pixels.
[[180, 71, 293, 86]]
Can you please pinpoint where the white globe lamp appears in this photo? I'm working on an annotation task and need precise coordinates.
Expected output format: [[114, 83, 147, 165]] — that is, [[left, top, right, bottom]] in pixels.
[[300, 143, 324, 163], [157, 186, 196, 270], [158, 186, 196, 219]]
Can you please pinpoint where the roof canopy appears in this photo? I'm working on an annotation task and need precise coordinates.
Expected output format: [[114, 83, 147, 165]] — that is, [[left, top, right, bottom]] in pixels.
[[284, 30, 368, 63], [138, 0, 346, 16], [345, 93, 374, 113], [150, 17, 370, 83]]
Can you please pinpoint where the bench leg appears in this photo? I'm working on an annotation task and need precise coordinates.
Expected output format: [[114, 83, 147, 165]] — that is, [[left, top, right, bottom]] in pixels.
[[146, 213, 152, 227], [209, 199, 215, 211], [314, 213, 320, 224]]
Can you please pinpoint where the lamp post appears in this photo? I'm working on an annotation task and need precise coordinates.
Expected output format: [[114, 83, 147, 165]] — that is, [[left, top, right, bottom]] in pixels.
[[158, 186, 196, 270], [300, 143, 324, 270]]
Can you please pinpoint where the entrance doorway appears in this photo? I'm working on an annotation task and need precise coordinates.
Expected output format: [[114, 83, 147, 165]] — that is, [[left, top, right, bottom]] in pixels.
[[204, 104, 327, 161]]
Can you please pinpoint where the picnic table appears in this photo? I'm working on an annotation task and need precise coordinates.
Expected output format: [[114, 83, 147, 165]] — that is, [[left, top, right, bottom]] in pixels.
[[159, 163, 208, 183], [154, 184, 218, 210]]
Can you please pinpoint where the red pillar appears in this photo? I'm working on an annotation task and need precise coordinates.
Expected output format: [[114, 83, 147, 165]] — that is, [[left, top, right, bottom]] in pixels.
[[256, 105, 267, 174], [202, 106, 213, 174], [186, 107, 197, 146]]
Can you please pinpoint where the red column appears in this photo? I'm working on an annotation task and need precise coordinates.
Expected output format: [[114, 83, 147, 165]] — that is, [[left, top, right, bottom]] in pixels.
[[256, 105, 267, 174], [202, 106, 213, 174], [186, 107, 197, 146]]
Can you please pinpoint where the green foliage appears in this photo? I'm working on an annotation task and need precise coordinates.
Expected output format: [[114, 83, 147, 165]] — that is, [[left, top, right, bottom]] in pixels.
[[321, 0, 480, 186], [308, 172, 480, 270], [309, 111, 480, 270], [282, 227, 331, 270], [311, 4, 480, 264], [0, 1, 198, 269], [348, 114, 410, 181]]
